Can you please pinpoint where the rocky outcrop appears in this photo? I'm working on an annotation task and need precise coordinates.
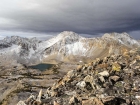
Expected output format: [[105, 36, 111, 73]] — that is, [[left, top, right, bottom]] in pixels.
[[17, 49, 140, 105]]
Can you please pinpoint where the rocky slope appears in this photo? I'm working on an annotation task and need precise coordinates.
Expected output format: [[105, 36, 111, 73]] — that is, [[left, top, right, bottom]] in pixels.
[[0, 31, 139, 65], [17, 49, 140, 105], [0, 63, 64, 105]]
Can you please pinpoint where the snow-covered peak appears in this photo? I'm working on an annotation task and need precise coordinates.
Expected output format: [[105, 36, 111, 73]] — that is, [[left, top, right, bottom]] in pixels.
[[2, 36, 39, 44], [57, 31, 82, 40], [102, 32, 139, 46], [0, 36, 40, 50], [102, 32, 131, 39]]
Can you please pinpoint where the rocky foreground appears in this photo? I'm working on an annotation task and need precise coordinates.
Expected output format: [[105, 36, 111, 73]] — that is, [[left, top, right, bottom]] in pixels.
[[16, 49, 140, 105], [0, 63, 75, 105]]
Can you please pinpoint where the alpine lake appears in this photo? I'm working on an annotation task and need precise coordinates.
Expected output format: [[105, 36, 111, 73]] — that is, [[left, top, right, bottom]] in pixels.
[[29, 63, 55, 71]]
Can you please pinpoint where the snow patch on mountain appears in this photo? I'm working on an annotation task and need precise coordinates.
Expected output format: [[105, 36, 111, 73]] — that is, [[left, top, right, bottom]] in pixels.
[[102, 32, 140, 46], [0, 45, 21, 54], [65, 41, 86, 55]]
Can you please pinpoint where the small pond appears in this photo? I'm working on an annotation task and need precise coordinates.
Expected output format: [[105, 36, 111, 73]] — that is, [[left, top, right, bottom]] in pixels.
[[29, 63, 54, 71]]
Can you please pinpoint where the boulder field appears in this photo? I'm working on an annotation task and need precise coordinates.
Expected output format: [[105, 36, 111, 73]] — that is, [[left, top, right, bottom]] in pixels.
[[17, 49, 140, 105]]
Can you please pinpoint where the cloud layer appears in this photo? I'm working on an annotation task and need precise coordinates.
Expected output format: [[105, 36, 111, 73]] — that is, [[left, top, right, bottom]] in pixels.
[[0, 0, 140, 38]]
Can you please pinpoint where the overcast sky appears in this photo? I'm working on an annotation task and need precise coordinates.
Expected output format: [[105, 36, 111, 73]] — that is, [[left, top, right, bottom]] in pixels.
[[0, 0, 140, 40]]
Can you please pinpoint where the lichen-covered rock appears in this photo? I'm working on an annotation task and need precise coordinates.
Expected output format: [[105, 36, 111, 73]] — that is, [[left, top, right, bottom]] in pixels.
[[101, 96, 115, 103], [83, 75, 96, 89], [98, 71, 109, 77], [82, 97, 103, 105], [69, 96, 80, 105], [112, 63, 121, 71], [109, 76, 120, 82], [76, 81, 86, 88]]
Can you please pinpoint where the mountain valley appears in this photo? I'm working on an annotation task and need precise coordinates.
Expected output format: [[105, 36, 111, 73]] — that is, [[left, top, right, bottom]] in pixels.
[[0, 31, 139, 105]]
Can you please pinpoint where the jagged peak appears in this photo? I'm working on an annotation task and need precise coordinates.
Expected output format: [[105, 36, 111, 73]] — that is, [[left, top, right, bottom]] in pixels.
[[57, 31, 81, 39], [58, 31, 78, 36], [102, 32, 132, 39], [2, 36, 39, 43], [102, 32, 140, 46], [2, 36, 27, 43], [4, 35, 26, 40]]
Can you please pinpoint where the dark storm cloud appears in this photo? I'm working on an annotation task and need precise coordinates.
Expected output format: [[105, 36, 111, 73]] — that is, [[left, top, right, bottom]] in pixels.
[[0, 0, 140, 38]]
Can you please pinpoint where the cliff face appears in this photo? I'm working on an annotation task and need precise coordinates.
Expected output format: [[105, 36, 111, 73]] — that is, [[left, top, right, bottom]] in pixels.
[[0, 31, 139, 65]]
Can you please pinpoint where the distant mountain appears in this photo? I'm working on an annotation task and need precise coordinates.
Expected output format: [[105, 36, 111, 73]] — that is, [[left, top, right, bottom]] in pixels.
[[42, 31, 140, 63], [0, 31, 139, 65]]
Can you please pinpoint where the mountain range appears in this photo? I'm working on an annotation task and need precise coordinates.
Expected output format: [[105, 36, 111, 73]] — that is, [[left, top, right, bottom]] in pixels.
[[0, 31, 139, 65]]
